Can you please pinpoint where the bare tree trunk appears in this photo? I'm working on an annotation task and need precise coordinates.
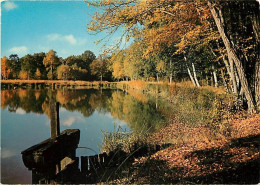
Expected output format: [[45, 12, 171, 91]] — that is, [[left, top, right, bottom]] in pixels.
[[251, 3, 260, 112], [208, 0, 256, 113], [169, 73, 172, 84], [223, 55, 238, 94], [255, 60, 260, 111], [156, 73, 159, 83], [169, 60, 172, 84], [187, 65, 196, 86], [251, 4, 260, 43], [212, 65, 218, 87], [206, 75, 209, 85], [51, 66, 53, 80], [221, 69, 229, 92], [234, 66, 240, 92], [192, 63, 200, 87]]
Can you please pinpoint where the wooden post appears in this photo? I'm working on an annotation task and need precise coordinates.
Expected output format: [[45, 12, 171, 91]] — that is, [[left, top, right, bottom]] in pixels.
[[81, 156, 89, 174], [56, 102, 60, 136], [50, 100, 60, 138]]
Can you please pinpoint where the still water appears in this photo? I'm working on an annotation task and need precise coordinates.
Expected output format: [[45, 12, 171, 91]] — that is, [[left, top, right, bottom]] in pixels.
[[1, 88, 167, 183]]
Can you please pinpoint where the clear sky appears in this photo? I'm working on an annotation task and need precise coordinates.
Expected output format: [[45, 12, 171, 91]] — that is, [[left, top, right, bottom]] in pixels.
[[1, 0, 124, 58]]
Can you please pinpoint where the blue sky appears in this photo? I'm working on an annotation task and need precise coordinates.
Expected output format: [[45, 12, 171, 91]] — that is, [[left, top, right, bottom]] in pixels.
[[1, 0, 125, 58]]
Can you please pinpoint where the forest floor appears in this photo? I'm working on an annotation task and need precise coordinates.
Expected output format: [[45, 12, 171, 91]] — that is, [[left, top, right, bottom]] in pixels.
[[109, 113, 260, 184]]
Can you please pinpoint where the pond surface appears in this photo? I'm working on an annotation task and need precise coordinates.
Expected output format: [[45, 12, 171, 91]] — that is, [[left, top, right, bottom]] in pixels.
[[1, 88, 168, 184]]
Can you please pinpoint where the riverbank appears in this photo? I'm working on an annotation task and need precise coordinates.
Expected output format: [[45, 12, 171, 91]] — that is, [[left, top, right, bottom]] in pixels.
[[1, 79, 117, 89]]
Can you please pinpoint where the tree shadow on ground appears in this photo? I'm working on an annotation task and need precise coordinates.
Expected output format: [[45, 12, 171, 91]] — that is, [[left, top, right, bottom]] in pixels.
[[113, 134, 260, 184], [182, 134, 260, 184]]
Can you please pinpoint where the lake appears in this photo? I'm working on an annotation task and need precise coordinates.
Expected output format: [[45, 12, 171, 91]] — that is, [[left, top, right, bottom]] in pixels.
[[1, 88, 168, 183]]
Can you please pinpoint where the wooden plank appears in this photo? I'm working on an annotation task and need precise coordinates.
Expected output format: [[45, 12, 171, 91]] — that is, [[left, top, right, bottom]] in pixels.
[[21, 129, 80, 170]]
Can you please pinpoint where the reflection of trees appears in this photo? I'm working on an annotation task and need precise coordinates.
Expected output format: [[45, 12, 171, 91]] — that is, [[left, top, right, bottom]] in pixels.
[[1, 88, 112, 118], [1, 88, 167, 132], [108, 91, 166, 132], [59, 89, 95, 117], [21, 90, 47, 114], [88, 90, 111, 114], [108, 91, 125, 120], [1, 89, 46, 114]]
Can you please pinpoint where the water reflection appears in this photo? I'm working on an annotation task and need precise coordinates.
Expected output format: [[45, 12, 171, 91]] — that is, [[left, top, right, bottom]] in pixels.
[[1, 88, 166, 132]]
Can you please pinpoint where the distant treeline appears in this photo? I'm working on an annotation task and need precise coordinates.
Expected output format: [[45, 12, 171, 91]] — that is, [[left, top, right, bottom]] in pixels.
[[1, 50, 112, 81]]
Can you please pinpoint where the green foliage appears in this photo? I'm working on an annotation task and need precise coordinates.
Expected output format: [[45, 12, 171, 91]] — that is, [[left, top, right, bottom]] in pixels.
[[90, 55, 111, 81], [7, 54, 21, 79], [47, 70, 57, 80], [57, 64, 71, 80], [20, 54, 36, 79]]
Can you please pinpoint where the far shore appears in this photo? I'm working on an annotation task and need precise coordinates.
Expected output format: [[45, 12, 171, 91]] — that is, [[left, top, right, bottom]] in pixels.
[[1, 79, 115, 84]]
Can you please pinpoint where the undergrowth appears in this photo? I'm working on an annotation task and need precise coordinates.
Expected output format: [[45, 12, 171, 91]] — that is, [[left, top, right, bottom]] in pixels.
[[101, 126, 148, 154]]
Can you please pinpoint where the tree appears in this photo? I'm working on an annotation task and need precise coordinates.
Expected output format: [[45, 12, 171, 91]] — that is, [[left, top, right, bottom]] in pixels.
[[19, 71, 29, 80], [8, 54, 21, 79], [111, 51, 125, 80], [156, 60, 166, 82], [80, 50, 96, 68], [1, 56, 10, 79], [43, 50, 60, 80], [57, 64, 71, 80], [35, 68, 42, 79], [90, 56, 110, 82], [20, 54, 36, 80], [79, 50, 96, 80], [33, 52, 46, 79]]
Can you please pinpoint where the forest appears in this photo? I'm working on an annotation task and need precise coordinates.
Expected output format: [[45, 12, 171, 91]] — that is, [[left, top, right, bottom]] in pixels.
[[87, 0, 260, 114], [1, 50, 113, 82]]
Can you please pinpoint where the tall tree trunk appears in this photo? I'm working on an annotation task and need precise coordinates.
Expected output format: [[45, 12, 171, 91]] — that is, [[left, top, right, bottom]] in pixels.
[[221, 69, 229, 92], [251, 2, 260, 112], [169, 60, 172, 84], [211, 74, 214, 86], [255, 60, 260, 111], [208, 0, 256, 113], [206, 75, 209, 85], [169, 74, 172, 84], [51, 66, 53, 80], [187, 65, 196, 86], [223, 55, 238, 94], [156, 73, 159, 83], [212, 65, 218, 87], [192, 63, 200, 87], [234, 66, 240, 93]]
